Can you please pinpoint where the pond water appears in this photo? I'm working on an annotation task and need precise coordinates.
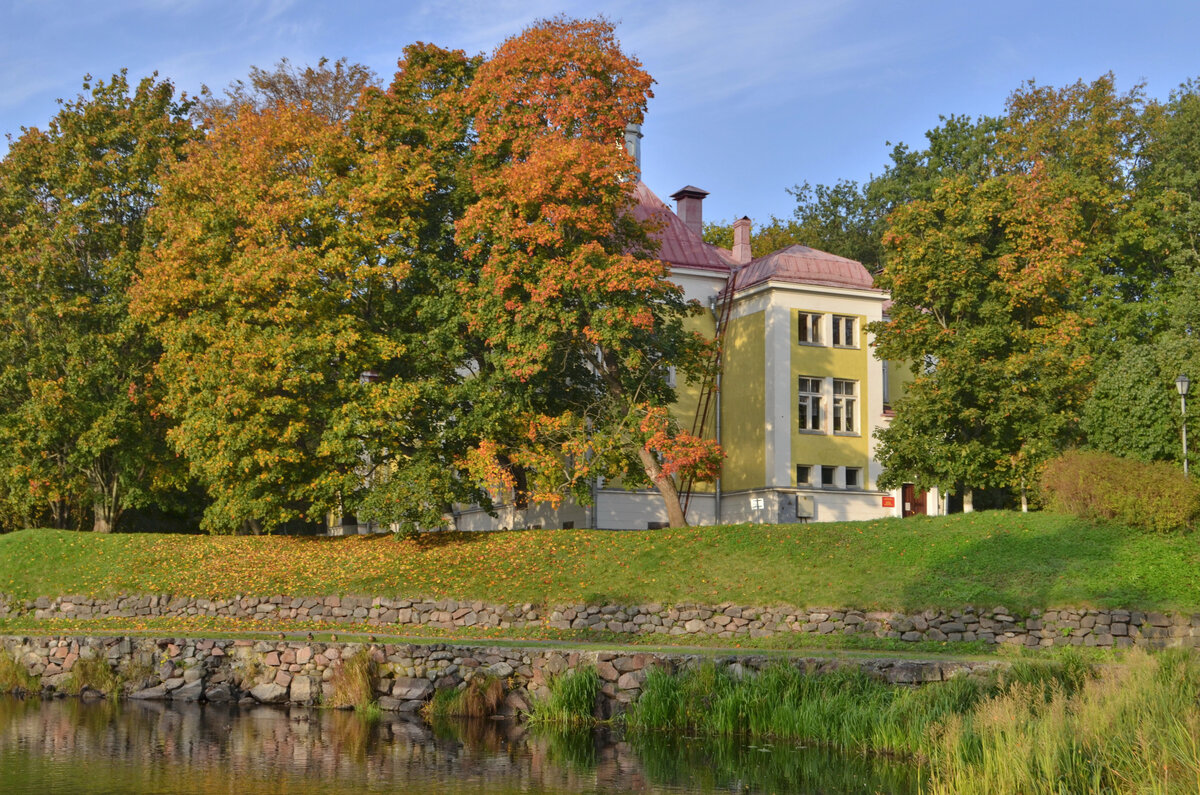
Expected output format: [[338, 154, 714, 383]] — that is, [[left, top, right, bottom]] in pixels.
[[0, 697, 920, 794]]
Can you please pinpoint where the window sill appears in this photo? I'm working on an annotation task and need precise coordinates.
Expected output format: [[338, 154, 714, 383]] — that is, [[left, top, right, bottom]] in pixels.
[[797, 428, 825, 434], [833, 431, 861, 437]]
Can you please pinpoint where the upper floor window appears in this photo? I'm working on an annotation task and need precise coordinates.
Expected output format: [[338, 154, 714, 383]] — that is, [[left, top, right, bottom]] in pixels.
[[798, 312, 822, 344], [798, 376, 822, 431], [832, 315, 857, 347], [833, 379, 857, 433]]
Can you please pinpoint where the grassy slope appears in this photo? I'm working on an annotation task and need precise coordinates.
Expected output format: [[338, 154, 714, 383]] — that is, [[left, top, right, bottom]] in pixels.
[[0, 512, 1197, 612]]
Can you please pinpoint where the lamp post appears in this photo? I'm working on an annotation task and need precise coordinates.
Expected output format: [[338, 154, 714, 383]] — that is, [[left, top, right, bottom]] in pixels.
[[1176, 374, 1190, 476]]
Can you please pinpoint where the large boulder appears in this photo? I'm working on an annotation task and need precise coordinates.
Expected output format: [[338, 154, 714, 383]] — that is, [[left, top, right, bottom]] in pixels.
[[250, 682, 289, 703], [392, 677, 434, 701]]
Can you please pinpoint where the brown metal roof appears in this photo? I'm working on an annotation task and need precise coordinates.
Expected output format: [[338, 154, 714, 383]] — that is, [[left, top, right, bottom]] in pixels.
[[731, 244, 880, 292], [631, 181, 731, 272]]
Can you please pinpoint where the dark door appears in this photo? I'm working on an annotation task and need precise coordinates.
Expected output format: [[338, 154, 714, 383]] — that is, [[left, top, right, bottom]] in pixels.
[[902, 484, 927, 517]]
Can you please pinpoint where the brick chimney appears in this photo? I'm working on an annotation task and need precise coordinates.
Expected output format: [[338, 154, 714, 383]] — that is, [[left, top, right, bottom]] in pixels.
[[733, 216, 752, 264], [670, 185, 709, 238]]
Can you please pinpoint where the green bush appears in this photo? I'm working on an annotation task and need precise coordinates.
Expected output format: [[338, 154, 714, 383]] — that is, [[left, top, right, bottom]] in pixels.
[[1041, 450, 1200, 533]]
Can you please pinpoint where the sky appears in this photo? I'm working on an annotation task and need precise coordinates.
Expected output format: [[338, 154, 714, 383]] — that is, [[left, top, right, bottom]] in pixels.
[[3, 0, 1199, 224]]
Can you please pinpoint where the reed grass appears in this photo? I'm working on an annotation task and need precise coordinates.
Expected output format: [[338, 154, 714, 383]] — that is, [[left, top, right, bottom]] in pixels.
[[0, 647, 38, 693], [629, 651, 1200, 794], [928, 649, 1200, 794], [326, 648, 376, 711], [526, 665, 600, 727], [61, 654, 120, 697], [424, 673, 506, 719]]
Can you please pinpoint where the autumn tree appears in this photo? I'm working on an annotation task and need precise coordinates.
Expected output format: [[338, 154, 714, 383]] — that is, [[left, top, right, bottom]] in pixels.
[[0, 72, 198, 531], [456, 17, 721, 527], [133, 46, 480, 533]]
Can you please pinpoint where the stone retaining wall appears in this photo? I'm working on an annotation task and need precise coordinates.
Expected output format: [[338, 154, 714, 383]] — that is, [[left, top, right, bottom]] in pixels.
[[3, 594, 1199, 649], [0, 635, 1004, 716]]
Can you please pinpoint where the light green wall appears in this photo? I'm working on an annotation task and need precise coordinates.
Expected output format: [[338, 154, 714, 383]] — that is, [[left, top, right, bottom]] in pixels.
[[790, 309, 871, 486], [887, 358, 915, 407], [720, 311, 765, 491]]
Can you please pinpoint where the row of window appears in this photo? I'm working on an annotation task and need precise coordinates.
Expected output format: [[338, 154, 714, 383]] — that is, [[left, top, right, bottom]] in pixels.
[[798, 313, 859, 348], [796, 464, 863, 489], [798, 376, 857, 434]]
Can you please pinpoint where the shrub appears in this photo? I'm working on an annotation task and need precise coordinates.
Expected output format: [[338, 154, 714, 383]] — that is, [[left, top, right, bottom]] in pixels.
[[1041, 450, 1200, 533]]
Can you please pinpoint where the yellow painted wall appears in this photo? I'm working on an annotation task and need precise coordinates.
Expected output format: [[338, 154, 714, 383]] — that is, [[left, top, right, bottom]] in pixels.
[[790, 309, 872, 486], [720, 311, 765, 491], [671, 311, 718, 493]]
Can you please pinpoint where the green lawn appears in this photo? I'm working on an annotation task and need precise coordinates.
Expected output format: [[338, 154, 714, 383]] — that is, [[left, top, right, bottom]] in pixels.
[[0, 512, 1197, 613]]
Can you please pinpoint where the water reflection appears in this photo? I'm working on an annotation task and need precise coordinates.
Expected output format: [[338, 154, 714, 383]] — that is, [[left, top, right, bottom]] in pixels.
[[0, 697, 918, 794]]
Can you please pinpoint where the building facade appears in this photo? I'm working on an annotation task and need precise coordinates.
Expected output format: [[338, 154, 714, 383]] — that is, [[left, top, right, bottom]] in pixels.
[[441, 179, 940, 532]]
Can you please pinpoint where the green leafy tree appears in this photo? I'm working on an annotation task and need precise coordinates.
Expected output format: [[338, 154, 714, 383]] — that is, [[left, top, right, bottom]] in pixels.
[[874, 76, 1152, 498], [1082, 80, 1200, 466], [134, 70, 467, 533], [0, 72, 198, 531]]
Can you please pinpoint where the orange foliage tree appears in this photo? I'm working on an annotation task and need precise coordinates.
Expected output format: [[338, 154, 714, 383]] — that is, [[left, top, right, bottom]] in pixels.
[[455, 18, 721, 528]]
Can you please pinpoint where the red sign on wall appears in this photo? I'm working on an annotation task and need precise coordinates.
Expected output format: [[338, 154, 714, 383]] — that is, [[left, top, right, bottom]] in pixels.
[[881, 496, 896, 508]]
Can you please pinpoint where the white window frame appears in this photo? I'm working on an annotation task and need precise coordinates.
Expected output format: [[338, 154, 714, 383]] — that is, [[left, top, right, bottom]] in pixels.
[[844, 467, 862, 489], [832, 379, 857, 434], [798, 312, 822, 345], [796, 464, 812, 486], [820, 465, 837, 488], [832, 315, 857, 348], [798, 376, 823, 432]]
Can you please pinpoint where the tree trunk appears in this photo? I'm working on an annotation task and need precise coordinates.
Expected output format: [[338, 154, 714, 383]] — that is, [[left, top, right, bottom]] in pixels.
[[1020, 480, 1029, 513], [637, 447, 687, 528], [92, 499, 114, 533]]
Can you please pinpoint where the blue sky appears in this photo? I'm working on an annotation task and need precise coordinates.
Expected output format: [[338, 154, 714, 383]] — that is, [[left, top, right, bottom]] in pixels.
[[3, 0, 1198, 224]]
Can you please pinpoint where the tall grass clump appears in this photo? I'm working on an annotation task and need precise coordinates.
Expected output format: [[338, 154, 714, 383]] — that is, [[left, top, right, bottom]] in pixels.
[[424, 673, 506, 719], [928, 649, 1200, 794], [628, 659, 1090, 760], [526, 665, 600, 727], [628, 662, 987, 757], [327, 648, 377, 712], [0, 648, 38, 693], [61, 655, 120, 697]]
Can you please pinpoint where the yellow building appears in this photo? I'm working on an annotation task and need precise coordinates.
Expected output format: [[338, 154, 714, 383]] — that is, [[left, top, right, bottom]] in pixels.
[[443, 177, 930, 533]]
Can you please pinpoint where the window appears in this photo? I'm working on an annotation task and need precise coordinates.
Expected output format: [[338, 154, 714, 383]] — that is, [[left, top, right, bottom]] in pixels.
[[844, 467, 861, 489], [820, 466, 836, 487], [798, 312, 822, 344], [832, 315, 857, 347], [750, 496, 765, 510], [833, 379, 857, 433], [882, 359, 891, 406], [798, 376, 822, 431], [796, 465, 812, 485]]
